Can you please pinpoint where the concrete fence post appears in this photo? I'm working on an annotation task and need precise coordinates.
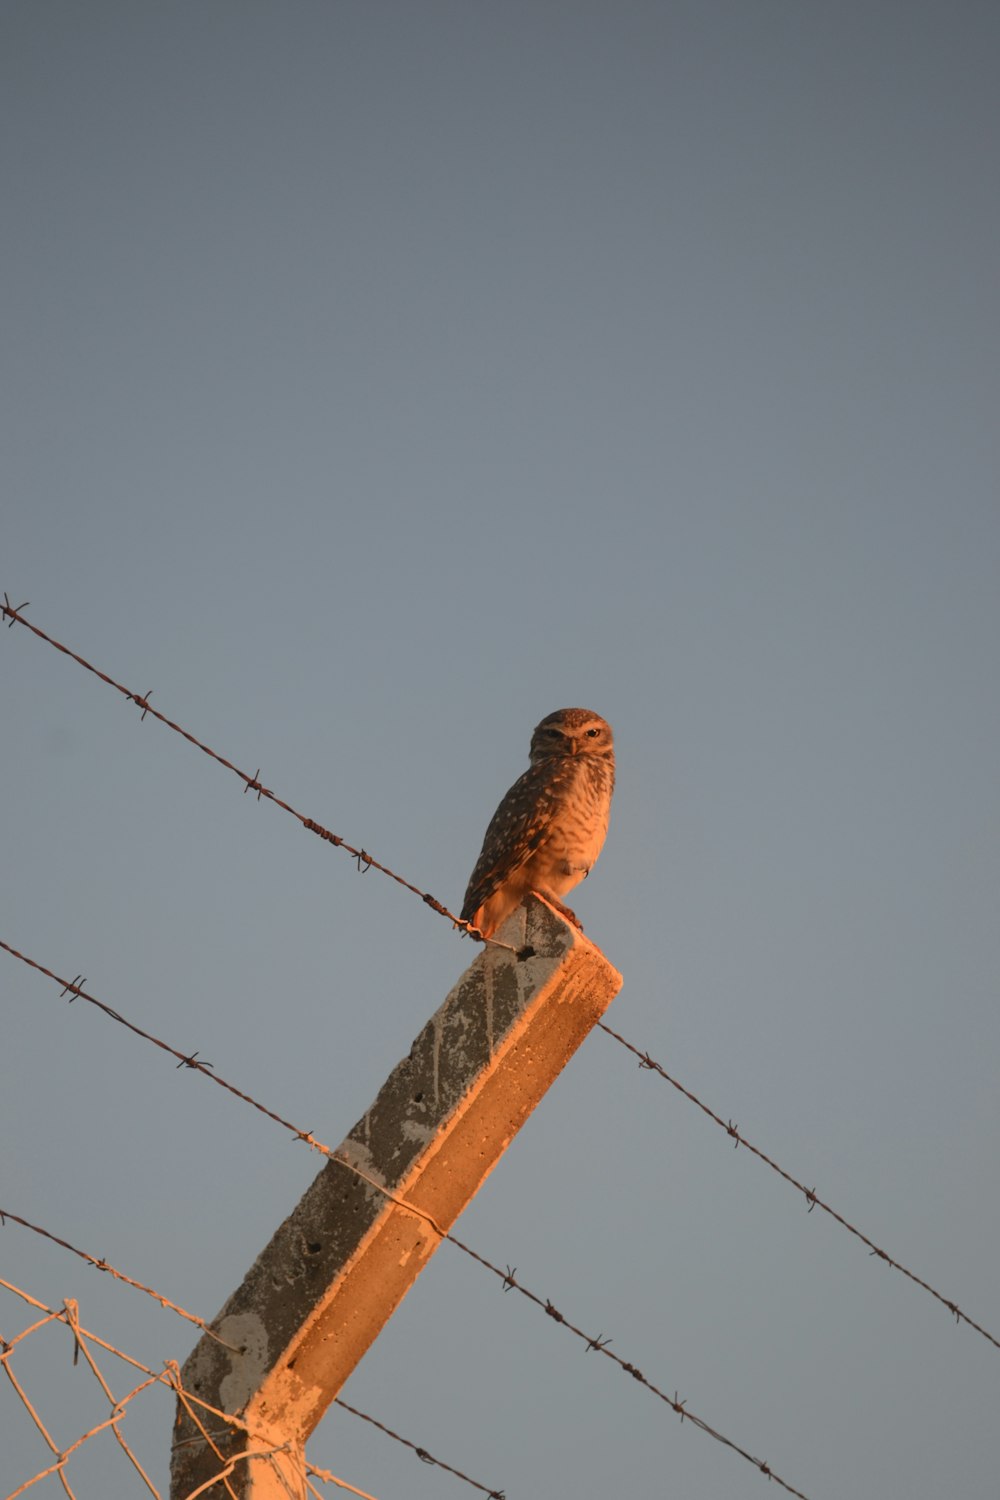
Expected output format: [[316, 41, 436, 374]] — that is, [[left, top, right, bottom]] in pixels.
[[170, 896, 622, 1498]]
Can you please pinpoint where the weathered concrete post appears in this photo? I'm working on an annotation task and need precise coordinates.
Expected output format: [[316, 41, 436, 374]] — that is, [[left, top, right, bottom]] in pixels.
[[170, 896, 622, 1498]]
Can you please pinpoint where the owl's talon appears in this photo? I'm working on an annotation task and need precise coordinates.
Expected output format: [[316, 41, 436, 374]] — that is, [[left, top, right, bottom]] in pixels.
[[540, 896, 583, 930]]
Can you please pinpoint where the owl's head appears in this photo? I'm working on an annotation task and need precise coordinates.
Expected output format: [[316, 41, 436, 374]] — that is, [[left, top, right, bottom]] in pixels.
[[529, 708, 614, 764]]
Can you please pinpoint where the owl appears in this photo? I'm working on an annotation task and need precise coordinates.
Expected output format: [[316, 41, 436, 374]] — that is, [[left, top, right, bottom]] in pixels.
[[461, 708, 615, 940]]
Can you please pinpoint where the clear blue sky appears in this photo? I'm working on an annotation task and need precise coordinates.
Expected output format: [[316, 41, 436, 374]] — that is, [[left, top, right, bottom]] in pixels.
[[3, 4, 999, 1497]]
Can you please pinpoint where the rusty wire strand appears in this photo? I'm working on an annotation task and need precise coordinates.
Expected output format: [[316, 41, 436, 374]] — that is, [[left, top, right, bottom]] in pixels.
[[0, 595, 513, 950], [3, 943, 813, 1500], [1, 1278, 378, 1500], [595, 1020, 1000, 1352], [1, 1208, 504, 1500]]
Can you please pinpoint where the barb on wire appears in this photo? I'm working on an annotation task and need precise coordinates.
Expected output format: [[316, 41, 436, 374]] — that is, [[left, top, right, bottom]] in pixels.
[[3, 942, 813, 1500], [0, 594, 517, 951], [595, 1020, 1000, 1353]]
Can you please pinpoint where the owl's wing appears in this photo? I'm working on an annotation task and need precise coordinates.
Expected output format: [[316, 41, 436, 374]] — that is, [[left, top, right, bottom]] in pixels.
[[460, 763, 565, 922]]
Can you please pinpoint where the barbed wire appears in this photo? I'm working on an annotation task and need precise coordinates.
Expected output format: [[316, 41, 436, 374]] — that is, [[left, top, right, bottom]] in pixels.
[[6, 596, 997, 1482], [0, 1208, 506, 1500], [0, 1277, 373, 1500], [0, 937, 316, 1137], [3, 579, 998, 1358], [2, 939, 813, 1500], [595, 1021, 1000, 1352], [0, 594, 506, 950], [438, 1245, 812, 1498]]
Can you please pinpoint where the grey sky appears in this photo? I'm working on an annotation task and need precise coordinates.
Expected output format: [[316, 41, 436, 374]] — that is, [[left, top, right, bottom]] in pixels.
[[3, 3, 999, 1497]]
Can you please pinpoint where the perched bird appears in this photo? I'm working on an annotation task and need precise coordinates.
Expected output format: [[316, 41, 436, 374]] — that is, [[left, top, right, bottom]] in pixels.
[[461, 708, 615, 939]]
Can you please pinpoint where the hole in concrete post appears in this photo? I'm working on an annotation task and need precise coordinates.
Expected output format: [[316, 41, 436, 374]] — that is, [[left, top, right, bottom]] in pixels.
[[306, 1242, 322, 1255]]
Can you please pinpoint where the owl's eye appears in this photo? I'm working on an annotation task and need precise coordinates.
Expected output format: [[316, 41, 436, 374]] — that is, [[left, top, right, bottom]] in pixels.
[[585, 727, 602, 738]]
